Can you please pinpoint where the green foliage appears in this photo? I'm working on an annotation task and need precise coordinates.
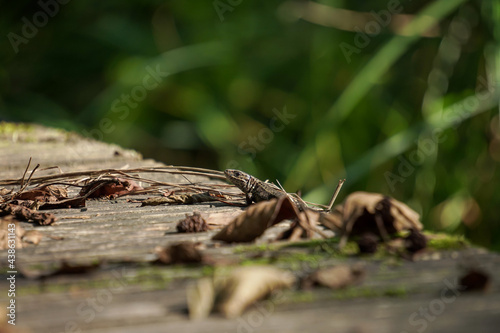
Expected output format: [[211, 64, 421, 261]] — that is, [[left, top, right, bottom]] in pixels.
[[1, 0, 499, 249]]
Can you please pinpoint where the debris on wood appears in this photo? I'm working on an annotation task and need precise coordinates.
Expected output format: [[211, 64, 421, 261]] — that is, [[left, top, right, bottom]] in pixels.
[[177, 212, 209, 233], [212, 197, 297, 243], [301, 264, 365, 290], [15, 185, 68, 202], [80, 178, 143, 199], [0, 203, 56, 225], [154, 241, 204, 265], [38, 196, 86, 210], [187, 266, 295, 319], [459, 268, 491, 292]]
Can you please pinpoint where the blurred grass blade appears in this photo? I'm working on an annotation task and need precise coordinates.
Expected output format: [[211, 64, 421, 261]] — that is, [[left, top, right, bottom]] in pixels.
[[288, 0, 467, 189]]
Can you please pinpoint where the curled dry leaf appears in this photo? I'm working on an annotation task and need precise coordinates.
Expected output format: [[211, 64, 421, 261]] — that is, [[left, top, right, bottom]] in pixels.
[[215, 266, 296, 318], [212, 197, 297, 243], [301, 264, 365, 290], [15, 185, 68, 202], [80, 178, 143, 198], [155, 241, 204, 265], [321, 191, 422, 241], [177, 212, 209, 233]]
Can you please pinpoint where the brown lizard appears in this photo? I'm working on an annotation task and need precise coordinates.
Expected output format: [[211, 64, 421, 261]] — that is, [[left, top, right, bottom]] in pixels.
[[224, 169, 301, 208]]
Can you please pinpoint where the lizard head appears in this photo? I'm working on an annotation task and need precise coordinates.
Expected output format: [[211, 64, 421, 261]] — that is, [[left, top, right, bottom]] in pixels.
[[224, 169, 252, 191]]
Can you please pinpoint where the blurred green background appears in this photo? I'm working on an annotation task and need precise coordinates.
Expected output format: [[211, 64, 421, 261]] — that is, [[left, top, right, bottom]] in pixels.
[[1, 0, 499, 249]]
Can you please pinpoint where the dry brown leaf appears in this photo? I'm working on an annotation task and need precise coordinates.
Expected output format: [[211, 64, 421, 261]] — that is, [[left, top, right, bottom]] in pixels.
[[215, 266, 296, 318], [14, 185, 68, 202], [321, 192, 422, 242], [212, 197, 297, 243], [21, 230, 43, 245], [176, 212, 209, 233], [154, 241, 204, 265], [80, 178, 143, 198], [203, 210, 244, 228], [301, 264, 365, 290]]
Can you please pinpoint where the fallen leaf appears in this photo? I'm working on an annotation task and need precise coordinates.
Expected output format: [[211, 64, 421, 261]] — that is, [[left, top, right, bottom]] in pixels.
[[203, 210, 245, 228], [212, 197, 297, 243], [177, 212, 209, 233], [215, 266, 296, 318], [155, 241, 204, 264], [80, 178, 143, 198], [321, 192, 422, 244], [15, 185, 68, 202], [301, 264, 365, 290]]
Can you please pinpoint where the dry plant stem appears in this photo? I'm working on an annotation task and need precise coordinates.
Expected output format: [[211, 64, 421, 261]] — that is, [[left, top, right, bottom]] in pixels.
[[19, 157, 32, 190], [0, 166, 226, 187], [327, 179, 346, 212]]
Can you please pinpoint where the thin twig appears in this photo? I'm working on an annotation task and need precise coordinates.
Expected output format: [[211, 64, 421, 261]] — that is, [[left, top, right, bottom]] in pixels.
[[327, 179, 346, 211], [19, 157, 32, 190]]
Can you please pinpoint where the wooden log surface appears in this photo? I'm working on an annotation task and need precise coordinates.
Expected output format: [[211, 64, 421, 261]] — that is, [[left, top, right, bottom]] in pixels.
[[0, 124, 499, 333]]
